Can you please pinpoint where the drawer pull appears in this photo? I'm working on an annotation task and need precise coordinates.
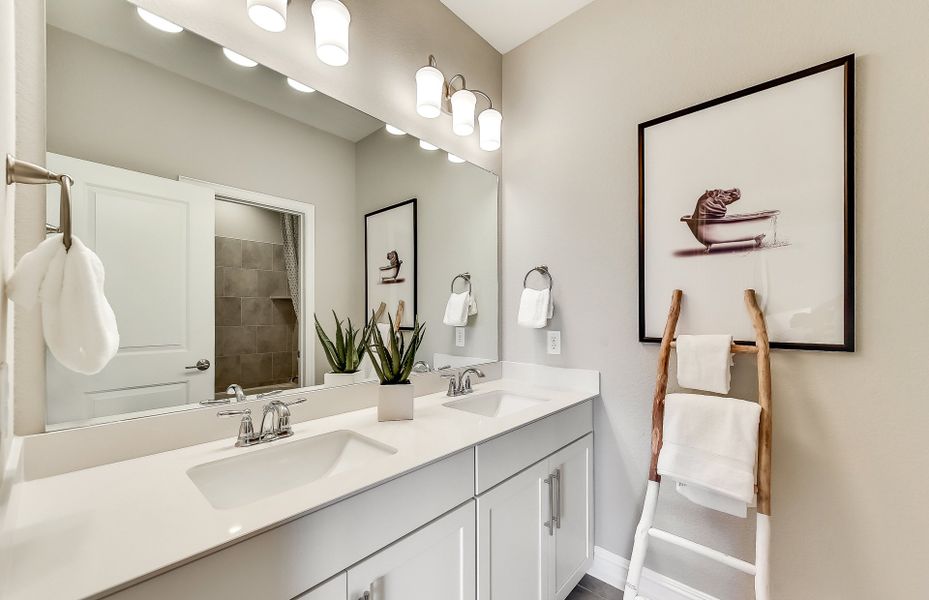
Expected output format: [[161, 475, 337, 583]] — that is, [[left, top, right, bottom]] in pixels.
[[544, 473, 556, 536]]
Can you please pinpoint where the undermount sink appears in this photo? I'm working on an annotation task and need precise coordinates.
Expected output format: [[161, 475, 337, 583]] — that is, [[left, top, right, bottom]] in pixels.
[[187, 430, 397, 509], [443, 390, 549, 418]]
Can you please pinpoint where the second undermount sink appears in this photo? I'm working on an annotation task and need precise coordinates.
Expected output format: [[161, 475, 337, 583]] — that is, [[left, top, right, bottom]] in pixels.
[[187, 430, 397, 509], [444, 390, 549, 418]]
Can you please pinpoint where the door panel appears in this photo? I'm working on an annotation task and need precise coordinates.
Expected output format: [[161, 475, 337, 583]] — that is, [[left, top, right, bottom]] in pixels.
[[549, 434, 593, 600], [347, 501, 476, 600], [45, 153, 214, 425], [477, 461, 551, 600]]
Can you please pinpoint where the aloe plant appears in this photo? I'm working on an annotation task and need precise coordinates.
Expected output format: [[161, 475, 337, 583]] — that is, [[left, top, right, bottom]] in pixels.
[[365, 313, 426, 385], [314, 310, 370, 374]]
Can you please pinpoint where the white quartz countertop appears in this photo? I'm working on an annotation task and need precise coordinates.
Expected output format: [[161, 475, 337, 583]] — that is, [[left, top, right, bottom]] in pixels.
[[0, 378, 595, 600]]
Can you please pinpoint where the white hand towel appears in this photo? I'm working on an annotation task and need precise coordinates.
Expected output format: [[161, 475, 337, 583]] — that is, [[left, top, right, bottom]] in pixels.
[[443, 291, 470, 326], [468, 293, 478, 317], [676, 334, 733, 394], [657, 393, 761, 517], [517, 287, 551, 329], [7, 234, 119, 375]]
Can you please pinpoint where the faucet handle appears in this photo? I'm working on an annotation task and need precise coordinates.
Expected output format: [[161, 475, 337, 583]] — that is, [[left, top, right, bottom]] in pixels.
[[282, 397, 306, 407], [217, 408, 258, 447], [256, 389, 283, 400]]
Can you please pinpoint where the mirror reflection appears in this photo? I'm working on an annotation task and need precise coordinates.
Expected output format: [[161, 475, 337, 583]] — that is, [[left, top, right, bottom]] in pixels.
[[44, 0, 498, 429]]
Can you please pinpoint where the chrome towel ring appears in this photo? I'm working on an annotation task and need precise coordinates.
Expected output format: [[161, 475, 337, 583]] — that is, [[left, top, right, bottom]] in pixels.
[[450, 272, 472, 294], [523, 265, 553, 292]]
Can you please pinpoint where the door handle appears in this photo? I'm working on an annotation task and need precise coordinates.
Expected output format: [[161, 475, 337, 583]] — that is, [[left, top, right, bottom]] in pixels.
[[185, 359, 211, 371], [544, 473, 555, 536]]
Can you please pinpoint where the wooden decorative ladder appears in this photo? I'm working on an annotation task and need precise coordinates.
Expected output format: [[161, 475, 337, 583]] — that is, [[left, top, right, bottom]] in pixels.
[[624, 289, 773, 600]]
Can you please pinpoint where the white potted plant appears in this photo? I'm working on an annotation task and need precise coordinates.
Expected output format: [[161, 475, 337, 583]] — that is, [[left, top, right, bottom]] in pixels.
[[365, 313, 426, 421], [314, 311, 370, 386]]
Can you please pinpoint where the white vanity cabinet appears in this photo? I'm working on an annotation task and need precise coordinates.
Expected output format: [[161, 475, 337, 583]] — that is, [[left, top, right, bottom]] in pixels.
[[477, 434, 593, 600], [346, 501, 476, 600], [296, 574, 348, 600]]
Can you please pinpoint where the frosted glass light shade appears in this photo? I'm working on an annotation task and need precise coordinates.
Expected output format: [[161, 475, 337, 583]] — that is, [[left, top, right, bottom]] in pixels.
[[415, 66, 444, 119], [385, 124, 406, 135], [478, 108, 502, 151], [137, 8, 184, 33], [311, 0, 351, 66], [451, 89, 476, 136], [247, 0, 288, 32], [447, 153, 465, 164], [419, 140, 438, 151], [286, 78, 315, 93], [223, 48, 258, 68]]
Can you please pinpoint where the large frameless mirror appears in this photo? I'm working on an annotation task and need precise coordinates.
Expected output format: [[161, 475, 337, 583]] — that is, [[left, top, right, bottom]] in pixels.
[[41, 0, 498, 430]]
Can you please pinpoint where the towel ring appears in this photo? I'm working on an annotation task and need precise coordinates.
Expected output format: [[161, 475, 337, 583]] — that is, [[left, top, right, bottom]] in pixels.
[[523, 265, 553, 292], [6, 154, 73, 251], [450, 272, 472, 294]]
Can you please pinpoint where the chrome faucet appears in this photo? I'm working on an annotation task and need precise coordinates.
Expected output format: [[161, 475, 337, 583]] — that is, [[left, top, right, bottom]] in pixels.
[[227, 384, 247, 403], [442, 367, 485, 397], [217, 397, 306, 447], [412, 361, 452, 373]]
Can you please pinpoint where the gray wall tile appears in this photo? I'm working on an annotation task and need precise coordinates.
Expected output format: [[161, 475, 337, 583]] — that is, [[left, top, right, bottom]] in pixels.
[[242, 297, 272, 325], [256, 325, 292, 353], [224, 268, 259, 297], [258, 269, 289, 297], [243, 240, 273, 270], [240, 353, 272, 386], [271, 298, 297, 325], [216, 297, 242, 326], [272, 244, 286, 272], [218, 326, 256, 356], [215, 237, 242, 268]]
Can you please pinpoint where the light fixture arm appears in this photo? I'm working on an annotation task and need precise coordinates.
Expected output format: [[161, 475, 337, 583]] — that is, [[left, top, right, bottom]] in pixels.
[[471, 89, 494, 111]]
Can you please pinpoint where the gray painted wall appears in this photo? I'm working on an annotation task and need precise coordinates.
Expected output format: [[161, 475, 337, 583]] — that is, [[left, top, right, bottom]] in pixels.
[[355, 128, 499, 365], [501, 0, 929, 597]]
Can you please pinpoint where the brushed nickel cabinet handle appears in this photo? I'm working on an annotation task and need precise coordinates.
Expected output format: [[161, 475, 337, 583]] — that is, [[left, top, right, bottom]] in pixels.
[[544, 473, 555, 536], [185, 359, 211, 371], [551, 468, 562, 529]]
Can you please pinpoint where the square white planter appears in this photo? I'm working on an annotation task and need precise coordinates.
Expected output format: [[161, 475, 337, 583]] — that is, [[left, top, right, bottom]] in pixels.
[[378, 383, 414, 421], [323, 372, 364, 387]]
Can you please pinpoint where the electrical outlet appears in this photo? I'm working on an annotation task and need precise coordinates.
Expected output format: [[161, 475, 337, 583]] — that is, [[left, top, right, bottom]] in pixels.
[[547, 330, 561, 355], [455, 327, 466, 347]]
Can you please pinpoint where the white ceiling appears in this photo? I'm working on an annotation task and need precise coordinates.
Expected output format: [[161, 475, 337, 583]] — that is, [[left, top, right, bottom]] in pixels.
[[439, 0, 597, 54]]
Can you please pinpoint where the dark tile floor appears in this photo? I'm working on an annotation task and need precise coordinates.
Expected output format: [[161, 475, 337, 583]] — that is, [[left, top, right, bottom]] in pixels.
[[567, 574, 623, 600]]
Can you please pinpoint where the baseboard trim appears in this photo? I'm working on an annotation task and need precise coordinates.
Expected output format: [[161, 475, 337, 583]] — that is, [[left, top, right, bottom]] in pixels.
[[587, 546, 721, 600]]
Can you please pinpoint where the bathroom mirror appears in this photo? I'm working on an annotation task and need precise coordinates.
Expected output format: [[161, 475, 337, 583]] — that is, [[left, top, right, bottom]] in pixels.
[[42, 0, 498, 429]]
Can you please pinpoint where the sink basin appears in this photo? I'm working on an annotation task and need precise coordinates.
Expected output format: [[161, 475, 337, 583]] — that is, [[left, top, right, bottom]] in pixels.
[[443, 390, 549, 418], [187, 430, 397, 509]]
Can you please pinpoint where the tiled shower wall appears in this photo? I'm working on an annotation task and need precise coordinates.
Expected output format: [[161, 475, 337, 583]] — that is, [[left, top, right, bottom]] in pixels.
[[214, 236, 298, 393]]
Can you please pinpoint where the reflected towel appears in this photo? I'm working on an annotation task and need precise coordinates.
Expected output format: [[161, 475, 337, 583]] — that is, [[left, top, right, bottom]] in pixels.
[[676, 334, 733, 394], [657, 393, 761, 518], [443, 291, 470, 326], [7, 234, 119, 375], [517, 287, 553, 328]]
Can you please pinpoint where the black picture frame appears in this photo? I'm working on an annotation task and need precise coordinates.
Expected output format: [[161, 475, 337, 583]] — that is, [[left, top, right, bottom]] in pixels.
[[638, 55, 855, 351], [364, 198, 418, 331]]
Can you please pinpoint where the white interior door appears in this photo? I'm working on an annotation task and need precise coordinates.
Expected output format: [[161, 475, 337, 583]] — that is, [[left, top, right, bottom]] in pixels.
[[347, 501, 476, 600], [45, 153, 214, 426], [477, 461, 551, 600], [549, 434, 594, 600]]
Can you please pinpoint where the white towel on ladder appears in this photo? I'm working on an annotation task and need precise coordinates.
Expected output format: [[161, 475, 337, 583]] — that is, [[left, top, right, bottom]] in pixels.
[[7, 234, 119, 375], [676, 334, 734, 394], [657, 392, 761, 517]]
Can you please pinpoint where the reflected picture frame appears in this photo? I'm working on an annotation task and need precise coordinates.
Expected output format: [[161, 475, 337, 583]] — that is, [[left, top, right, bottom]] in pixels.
[[365, 198, 418, 331]]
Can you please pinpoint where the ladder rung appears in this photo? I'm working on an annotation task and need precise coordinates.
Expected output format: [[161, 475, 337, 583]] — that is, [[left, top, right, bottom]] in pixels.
[[647, 527, 756, 575]]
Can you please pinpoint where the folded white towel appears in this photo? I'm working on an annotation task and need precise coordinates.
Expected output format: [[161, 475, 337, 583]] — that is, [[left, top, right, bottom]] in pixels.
[[676, 334, 733, 394], [657, 393, 761, 517], [468, 293, 478, 317], [7, 234, 119, 375], [517, 288, 553, 329], [443, 291, 470, 326]]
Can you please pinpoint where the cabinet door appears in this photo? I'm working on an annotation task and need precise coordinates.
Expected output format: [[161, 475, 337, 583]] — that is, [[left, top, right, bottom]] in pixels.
[[548, 434, 593, 600], [477, 460, 552, 600], [347, 501, 475, 600], [296, 573, 347, 600]]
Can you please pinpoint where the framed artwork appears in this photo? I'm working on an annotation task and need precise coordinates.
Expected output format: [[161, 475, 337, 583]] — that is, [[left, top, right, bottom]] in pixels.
[[365, 198, 418, 330], [639, 55, 855, 351]]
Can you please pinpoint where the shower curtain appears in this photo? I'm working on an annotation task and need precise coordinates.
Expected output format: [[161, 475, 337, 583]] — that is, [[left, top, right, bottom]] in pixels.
[[281, 214, 300, 317]]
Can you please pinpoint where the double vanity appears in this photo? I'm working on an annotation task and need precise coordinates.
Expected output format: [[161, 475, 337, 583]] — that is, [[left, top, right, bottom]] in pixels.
[[0, 364, 598, 600]]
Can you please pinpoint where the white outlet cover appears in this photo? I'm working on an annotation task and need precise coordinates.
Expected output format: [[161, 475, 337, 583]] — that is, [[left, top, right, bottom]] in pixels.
[[455, 327, 466, 347], [547, 330, 561, 355]]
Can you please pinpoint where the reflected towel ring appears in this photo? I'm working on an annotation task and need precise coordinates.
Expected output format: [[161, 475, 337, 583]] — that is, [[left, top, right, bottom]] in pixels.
[[450, 272, 472, 294], [523, 265, 553, 292]]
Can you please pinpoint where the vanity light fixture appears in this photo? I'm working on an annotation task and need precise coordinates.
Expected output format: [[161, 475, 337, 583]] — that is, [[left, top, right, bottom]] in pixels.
[[419, 140, 439, 151], [311, 0, 351, 66], [385, 124, 406, 135], [136, 7, 184, 33], [286, 77, 315, 93], [447, 153, 465, 164], [414, 55, 503, 150], [223, 48, 259, 67], [247, 0, 290, 32]]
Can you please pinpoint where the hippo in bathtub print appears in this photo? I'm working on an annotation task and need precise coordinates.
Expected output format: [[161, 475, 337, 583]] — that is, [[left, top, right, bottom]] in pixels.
[[677, 188, 785, 255]]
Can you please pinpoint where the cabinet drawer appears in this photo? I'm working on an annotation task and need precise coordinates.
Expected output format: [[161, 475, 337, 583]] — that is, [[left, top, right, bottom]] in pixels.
[[108, 449, 474, 600], [475, 400, 592, 494]]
